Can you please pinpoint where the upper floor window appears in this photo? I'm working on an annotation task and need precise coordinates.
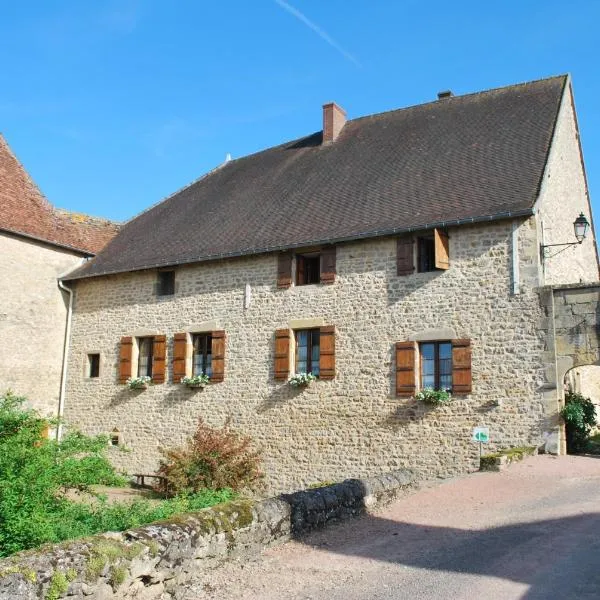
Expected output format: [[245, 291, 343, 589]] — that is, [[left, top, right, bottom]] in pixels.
[[295, 329, 320, 376], [397, 228, 449, 276], [157, 270, 175, 296], [417, 236, 436, 272], [192, 333, 213, 377], [277, 246, 336, 288], [296, 253, 320, 286], [420, 341, 452, 391], [137, 337, 154, 377]]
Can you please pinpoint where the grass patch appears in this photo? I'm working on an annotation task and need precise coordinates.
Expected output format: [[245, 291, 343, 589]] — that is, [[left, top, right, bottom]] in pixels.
[[480, 446, 537, 470]]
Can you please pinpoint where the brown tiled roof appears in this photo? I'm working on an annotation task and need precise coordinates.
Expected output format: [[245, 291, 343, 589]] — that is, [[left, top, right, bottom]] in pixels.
[[69, 75, 567, 279], [0, 135, 119, 254]]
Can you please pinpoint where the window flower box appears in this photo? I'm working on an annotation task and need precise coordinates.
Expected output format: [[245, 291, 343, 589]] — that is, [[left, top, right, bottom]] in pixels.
[[181, 375, 210, 389], [288, 372, 317, 388], [126, 376, 151, 390], [415, 388, 452, 405]]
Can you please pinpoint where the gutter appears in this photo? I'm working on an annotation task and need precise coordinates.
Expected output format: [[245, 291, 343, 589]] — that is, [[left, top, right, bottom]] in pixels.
[[65, 208, 535, 281]]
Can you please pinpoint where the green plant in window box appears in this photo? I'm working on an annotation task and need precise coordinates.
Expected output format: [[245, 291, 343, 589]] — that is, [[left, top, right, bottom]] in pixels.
[[181, 375, 210, 388], [415, 387, 452, 405], [126, 376, 151, 390], [288, 372, 317, 387]]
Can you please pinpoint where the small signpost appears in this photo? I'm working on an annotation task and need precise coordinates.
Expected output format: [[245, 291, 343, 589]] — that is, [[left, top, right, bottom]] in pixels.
[[472, 427, 490, 458]]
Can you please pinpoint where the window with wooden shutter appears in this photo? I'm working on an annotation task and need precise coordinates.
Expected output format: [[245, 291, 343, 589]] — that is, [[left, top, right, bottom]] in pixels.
[[434, 229, 450, 270], [396, 341, 416, 397], [210, 330, 226, 382], [274, 329, 291, 380], [152, 335, 166, 384], [118, 336, 133, 384], [320, 246, 336, 284], [277, 253, 293, 288], [452, 339, 472, 393], [319, 325, 335, 379], [397, 238, 415, 276], [173, 333, 188, 383]]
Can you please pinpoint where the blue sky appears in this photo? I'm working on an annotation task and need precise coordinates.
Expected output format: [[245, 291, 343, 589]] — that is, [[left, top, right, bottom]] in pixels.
[[2, 1, 599, 223]]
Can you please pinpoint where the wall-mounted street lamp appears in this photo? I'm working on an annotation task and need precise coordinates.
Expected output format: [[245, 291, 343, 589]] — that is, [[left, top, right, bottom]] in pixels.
[[541, 212, 590, 259]]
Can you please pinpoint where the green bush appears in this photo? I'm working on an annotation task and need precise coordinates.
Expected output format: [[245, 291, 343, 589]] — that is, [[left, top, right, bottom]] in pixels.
[[561, 391, 597, 454], [157, 418, 263, 495], [0, 392, 234, 556]]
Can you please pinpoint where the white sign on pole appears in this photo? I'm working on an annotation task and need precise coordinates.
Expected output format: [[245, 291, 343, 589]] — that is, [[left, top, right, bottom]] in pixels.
[[472, 427, 490, 443]]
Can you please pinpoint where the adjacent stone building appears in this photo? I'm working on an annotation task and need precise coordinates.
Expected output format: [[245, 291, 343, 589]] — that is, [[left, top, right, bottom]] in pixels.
[[62, 75, 598, 492], [0, 134, 119, 416]]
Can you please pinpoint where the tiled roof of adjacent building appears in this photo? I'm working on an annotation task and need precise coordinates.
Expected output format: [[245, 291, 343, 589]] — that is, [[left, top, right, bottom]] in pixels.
[[0, 134, 119, 255], [68, 75, 568, 279]]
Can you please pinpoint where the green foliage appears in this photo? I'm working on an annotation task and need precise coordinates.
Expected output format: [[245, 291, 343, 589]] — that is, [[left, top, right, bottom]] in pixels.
[[0, 392, 234, 557], [158, 418, 263, 494], [561, 391, 597, 454], [415, 388, 452, 405], [45, 570, 70, 600]]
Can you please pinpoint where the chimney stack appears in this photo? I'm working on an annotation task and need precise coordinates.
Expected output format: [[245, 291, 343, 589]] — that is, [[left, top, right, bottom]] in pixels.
[[437, 90, 454, 100], [322, 102, 346, 144]]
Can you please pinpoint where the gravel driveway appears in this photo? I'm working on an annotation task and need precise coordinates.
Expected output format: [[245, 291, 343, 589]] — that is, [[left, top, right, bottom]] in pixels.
[[180, 455, 600, 599]]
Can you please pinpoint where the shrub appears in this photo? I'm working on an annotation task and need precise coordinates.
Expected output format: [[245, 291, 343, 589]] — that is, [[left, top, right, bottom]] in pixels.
[[561, 391, 597, 454], [415, 388, 452, 405], [157, 418, 263, 494]]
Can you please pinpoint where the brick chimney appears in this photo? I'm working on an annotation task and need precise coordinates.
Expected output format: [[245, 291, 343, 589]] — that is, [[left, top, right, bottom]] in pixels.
[[322, 102, 346, 144]]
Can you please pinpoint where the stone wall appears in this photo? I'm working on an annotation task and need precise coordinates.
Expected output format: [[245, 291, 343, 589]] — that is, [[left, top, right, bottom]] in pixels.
[[0, 231, 83, 416], [0, 470, 414, 600], [536, 80, 598, 286], [65, 218, 552, 492]]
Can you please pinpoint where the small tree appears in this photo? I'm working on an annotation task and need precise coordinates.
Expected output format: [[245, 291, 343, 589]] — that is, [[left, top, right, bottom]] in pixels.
[[157, 418, 263, 495], [561, 391, 597, 454]]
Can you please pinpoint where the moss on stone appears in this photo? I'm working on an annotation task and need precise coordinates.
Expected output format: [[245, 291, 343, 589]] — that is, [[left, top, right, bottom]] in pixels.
[[84, 538, 142, 582], [45, 570, 69, 600], [480, 446, 537, 469], [0, 565, 37, 583]]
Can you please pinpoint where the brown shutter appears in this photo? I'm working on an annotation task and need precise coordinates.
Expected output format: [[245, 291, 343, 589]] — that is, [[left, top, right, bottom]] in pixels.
[[397, 238, 415, 276], [118, 336, 133, 384], [277, 253, 293, 288], [395, 341, 416, 397], [211, 330, 226, 382], [296, 255, 305, 286], [319, 325, 336, 380], [452, 339, 472, 394], [434, 229, 450, 270], [274, 329, 291, 380], [173, 333, 188, 383], [152, 335, 166, 383], [320, 246, 336, 284]]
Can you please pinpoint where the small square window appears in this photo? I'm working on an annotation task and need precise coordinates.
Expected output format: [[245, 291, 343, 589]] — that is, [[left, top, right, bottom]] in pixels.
[[137, 337, 154, 377], [295, 329, 320, 376], [420, 341, 452, 391], [88, 354, 100, 378], [157, 270, 175, 296], [296, 254, 320, 286]]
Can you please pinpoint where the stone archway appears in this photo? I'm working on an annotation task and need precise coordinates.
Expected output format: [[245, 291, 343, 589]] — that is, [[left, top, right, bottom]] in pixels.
[[538, 283, 600, 454]]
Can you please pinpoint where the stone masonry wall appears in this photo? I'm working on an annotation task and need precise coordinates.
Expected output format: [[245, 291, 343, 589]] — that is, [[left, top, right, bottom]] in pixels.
[[0, 232, 83, 416], [65, 218, 553, 493], [537, 81, 599, 286], [0, 470, 414, 599]]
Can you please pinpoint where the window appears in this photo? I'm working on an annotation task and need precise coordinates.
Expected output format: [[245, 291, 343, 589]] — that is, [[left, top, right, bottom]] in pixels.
[[296, 254, 320, 286], [157, 270, 175, 296], [137, 337, 154, 377], [192, 333, 213, 377], [417, 236, 436, 272], [87, 353, 100, 378], [110, 428, 121, 447], [420, 342, 452, 391], [295, 329, 320, 376]]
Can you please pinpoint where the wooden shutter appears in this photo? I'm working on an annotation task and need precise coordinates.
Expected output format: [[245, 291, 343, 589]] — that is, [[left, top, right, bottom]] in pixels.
[[434, 229, 450, 270], [319, 325, 336, 380], [211, 330, 226, 382], [274, 329, 291, 380], [452, 339, 472, 393], [173, 333, 188, 383], [277, 253, 293, 288], [152, 335, 167, 383], [395, 341, 416, 397], [397, 238, 415, 276], [118, 336, 133, 384], [320, 246, 336, 284]]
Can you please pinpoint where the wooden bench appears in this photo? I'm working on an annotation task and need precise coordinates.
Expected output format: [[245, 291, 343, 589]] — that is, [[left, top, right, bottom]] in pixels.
[[133, 473, 169, 493]]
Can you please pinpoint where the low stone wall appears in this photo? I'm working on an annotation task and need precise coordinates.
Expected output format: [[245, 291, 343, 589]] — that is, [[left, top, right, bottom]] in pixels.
[[479, 446, 538, 471], [0, 469, 414, 599]]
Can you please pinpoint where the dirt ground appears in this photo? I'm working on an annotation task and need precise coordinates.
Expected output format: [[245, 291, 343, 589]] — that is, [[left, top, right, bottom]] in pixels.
[[179, 455, 600, 600]]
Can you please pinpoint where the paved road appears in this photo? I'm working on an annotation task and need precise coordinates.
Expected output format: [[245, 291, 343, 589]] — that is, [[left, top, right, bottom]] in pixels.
[[183, 455, 600, 599]]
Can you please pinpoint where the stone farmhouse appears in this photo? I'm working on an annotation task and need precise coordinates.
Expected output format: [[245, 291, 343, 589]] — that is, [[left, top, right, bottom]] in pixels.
[[58, 74, 598, 493], [0, 134, 119, 416]]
